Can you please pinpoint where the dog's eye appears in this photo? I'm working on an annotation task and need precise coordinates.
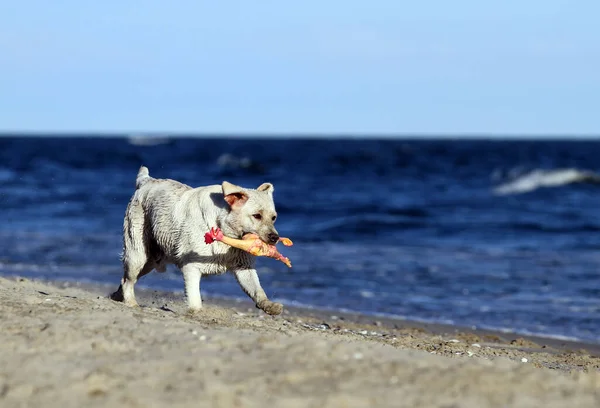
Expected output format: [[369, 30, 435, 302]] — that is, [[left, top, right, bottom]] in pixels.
[[252, 214, 262, 220], [272, 216, 277, 221]]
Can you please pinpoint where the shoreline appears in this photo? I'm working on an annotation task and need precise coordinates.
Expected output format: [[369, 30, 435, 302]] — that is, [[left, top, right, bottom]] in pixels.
[[5, 273, 598, 354], [1, 275, 599, 407], [10, 275, 600, 368], [37, 276, 600, 358], [236, 298, 600, 356]]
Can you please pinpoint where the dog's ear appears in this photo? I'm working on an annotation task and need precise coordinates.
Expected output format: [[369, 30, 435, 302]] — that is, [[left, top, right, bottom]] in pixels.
[[222, 181, 249, 209], [257, 183, 274, 195]]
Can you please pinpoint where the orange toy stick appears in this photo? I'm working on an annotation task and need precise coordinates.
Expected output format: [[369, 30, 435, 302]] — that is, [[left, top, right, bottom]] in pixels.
[[204, 227, 293, 267]]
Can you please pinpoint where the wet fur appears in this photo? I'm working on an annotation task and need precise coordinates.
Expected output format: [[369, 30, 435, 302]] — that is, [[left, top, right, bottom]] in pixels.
[[110, 166, 283, 315]]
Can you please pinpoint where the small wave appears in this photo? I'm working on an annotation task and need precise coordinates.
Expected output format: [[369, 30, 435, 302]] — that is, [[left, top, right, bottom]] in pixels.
[[493, 168, 600, 195], [216, 153, 265, 174], [127, 134, 171, 146], [217, 153, 253, 169]]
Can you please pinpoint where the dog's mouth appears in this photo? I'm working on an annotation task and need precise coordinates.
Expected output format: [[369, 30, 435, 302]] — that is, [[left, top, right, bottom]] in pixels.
[[241, 231, 258, 240], [242, 231, 270, 244]]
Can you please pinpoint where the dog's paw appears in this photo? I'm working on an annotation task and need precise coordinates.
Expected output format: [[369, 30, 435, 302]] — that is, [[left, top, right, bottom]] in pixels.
[[109, 290, 124, 302], [124, 300, 140, 308], [185, 308, 202, 317], [257, 300, 284, 316]]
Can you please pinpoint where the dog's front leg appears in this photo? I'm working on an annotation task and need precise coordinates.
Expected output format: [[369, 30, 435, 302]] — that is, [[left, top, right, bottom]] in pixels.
[[233, 268, 283, 316], [181, 263, 203, 312]]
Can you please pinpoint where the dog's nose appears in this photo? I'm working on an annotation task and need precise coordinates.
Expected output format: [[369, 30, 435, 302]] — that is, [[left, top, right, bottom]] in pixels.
[[267, 232, 279, 244]]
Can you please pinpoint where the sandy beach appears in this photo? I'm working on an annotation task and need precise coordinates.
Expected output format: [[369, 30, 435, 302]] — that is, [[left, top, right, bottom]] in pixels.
[[0, 275, 599, 408]]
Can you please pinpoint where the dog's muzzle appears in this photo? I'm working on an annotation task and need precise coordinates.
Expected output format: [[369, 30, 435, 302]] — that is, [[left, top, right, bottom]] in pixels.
[[267, 232, 279, 245]]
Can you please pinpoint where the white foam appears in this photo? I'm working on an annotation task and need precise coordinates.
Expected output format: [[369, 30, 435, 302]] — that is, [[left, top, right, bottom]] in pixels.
[[127, 134, 171, 146], [493, 168, 600, 195]]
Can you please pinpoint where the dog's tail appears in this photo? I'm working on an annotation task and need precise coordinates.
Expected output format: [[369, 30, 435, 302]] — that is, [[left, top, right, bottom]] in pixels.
[[136, 166, 151, 189]]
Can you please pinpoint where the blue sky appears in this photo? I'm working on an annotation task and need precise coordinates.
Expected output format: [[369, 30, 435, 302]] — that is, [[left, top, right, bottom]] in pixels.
[[0, 1, 598, 135]]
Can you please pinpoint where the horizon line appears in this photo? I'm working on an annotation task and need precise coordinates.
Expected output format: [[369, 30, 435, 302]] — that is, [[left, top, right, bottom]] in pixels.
[[0, 130, 599, 141]]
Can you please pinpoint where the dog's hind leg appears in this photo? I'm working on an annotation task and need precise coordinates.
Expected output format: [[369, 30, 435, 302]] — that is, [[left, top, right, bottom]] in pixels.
[[111, 260, 152, 307], [111, 200, 150, 307]]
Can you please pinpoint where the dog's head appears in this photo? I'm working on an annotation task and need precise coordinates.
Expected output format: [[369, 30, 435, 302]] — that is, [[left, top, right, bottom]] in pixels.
[[221, 181, 279, 244]]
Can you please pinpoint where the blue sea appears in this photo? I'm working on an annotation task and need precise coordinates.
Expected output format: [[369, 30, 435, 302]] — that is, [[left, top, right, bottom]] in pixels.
[[1, 135, 599, 343]]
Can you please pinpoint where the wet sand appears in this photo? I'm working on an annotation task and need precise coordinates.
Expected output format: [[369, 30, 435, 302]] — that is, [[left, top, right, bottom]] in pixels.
[[1, 276, 599, 407]]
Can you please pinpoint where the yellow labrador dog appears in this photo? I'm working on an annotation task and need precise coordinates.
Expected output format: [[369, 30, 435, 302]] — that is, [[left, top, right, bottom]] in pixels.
[[110, 166, 283, 315]]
